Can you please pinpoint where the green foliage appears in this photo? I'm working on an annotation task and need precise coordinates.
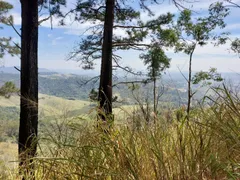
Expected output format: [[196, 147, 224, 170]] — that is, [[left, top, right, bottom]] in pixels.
[[0, 37, 20, 59], [0, 81, 19, 98], [0, 1, 20, 59], [89, 88, 98, 101], [176, 3, 229, 53], [175, 4, 229, 114], [231, 38, 240, 56], [38, 0, 66, 17], [140, 46, 170, 79], [192, 68, 223, 85], [39, 75, 92, 99], [0, 1, 13, 25], [67, 0, 176, 71]]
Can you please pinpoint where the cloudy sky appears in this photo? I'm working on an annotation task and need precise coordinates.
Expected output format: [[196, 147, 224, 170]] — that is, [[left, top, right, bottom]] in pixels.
[[1, 0, 240, 74]]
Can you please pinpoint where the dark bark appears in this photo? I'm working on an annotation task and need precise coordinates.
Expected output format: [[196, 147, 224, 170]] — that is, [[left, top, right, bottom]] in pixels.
[[19, 0, 38, 174], [98, 0, 115, 121]]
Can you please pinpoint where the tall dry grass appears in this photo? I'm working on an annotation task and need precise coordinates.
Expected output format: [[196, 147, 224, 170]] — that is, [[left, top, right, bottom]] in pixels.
[[2, 84, 240, 179]]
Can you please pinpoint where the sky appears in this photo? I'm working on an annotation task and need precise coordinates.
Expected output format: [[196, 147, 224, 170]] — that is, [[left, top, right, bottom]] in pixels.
[[1, 0, 240, 74]]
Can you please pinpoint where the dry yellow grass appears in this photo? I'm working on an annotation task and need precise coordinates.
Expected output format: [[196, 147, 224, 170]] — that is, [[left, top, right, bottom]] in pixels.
[[0, 94, 91, 117], [0, 142, 18, 169]]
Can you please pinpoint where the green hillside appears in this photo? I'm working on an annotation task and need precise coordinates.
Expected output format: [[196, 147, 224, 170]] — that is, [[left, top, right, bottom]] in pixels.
[[0, 94, 93, 118]]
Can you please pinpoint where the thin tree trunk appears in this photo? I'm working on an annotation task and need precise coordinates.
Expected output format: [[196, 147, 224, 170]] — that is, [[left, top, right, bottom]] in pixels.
[[153, 77, 157, 123], [19, 0, 38, 175], [98, 0, 115, 121], [187, 48, 195, 117]]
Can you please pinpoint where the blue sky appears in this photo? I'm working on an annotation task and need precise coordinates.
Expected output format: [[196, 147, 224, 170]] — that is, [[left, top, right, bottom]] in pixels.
[[1, 0, 240, 74]]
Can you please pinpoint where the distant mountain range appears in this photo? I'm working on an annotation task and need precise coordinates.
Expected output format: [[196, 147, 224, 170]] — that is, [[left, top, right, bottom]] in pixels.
[[0, 66, 54, 74], [0, 67, 239, 106], [0, 66, 98, 76], [1, 66, 239, 82]]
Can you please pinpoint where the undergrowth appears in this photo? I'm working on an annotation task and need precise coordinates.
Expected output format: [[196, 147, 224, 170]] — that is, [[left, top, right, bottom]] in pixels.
[[1, 85, 240, 179]]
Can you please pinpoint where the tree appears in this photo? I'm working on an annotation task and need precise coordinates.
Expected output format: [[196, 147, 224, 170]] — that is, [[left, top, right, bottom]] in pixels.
[[0, 81, 19, 98], [67, 0, 179, 121], [19, 0, 39, 174], [175, 3, 229, 117], [140, 46, 170, 117], [98, 0, 115, 121], [19, 0, 66, 175]]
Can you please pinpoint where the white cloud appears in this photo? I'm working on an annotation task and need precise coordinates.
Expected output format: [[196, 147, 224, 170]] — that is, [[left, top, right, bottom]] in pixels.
[[51, 36, 64, 45], [113, 28, 128, 37], [55, 37, 63, 40], [140, 0, 217, 22], [11, 12, 21, 25], [8, 7, 99, 36], [63, 21, 102, 35]]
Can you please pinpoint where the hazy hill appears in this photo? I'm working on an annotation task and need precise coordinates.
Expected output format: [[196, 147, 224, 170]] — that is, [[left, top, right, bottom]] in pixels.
[[2, 69, 238, 107], [0, 66, 55, 74]]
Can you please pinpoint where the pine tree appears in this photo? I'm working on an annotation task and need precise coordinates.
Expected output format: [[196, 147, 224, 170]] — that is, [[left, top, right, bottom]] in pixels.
[[19, 0, 66, 176], [67, 0, 177, 121], [0, 81, 19, 98], [140, 46, 171, 118], [19, 0, 39, 174]]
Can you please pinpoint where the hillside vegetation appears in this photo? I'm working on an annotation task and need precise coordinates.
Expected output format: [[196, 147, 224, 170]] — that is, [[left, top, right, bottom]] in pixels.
[[0, 85, 239, 179], [0, 94, 92, 142]]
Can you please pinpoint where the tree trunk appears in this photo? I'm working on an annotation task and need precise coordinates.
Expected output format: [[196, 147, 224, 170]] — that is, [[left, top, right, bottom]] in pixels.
[[153, 77, 157, 123], [187, 49, 194, 118], [19, 0, 38, 174], [98, 0, 115, 121]]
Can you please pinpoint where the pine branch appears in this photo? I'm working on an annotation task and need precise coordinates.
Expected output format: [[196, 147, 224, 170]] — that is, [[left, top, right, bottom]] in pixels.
[[113, 61, 143, 76], [113, 24, 154, 29], [14, 66, 21, 72], [8, 20, 21, 37], [225, 0, 240, 8], [38, 15, 51, 25]]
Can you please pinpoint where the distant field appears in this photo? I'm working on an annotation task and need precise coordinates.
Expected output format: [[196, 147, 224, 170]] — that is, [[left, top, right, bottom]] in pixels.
[[0, 94, 140, 119], [0, 94, 93, 117]]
